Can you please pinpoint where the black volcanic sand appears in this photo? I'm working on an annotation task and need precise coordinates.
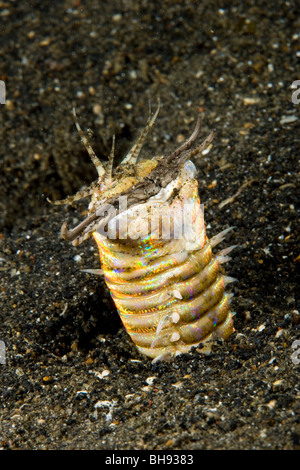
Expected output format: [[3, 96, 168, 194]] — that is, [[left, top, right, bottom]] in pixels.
[[0, 0, 299, 450]]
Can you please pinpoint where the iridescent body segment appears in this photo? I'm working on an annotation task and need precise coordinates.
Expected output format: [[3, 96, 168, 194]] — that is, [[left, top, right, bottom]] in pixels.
[[93, 162, 233, 360], [50, 102, 235, 361]]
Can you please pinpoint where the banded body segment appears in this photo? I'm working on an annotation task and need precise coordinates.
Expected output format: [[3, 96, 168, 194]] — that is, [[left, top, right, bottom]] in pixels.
[[93, 161, 233, 360], [95, 237, 232, 359]]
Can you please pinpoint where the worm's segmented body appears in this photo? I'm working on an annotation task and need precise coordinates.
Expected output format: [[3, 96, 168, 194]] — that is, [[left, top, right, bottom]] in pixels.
[[51, 102, 235, 361]]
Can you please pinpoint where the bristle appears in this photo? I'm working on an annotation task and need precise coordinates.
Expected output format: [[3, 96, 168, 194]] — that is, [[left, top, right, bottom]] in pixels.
[[216, 244, 238, 264], [81, 268, 104, 275], [72, 107, 106, 178], [172, 289, 182, 300], [170, 332, 181, 343], [217, 245, 238, 256], [216, 255, 232, 264], [156, 314, 171, 336], [210, 226, 235, 248], [156, 311, 180, 336], [223, 275, 238, 285], [152, 351, 173, 363], [151, 333, 171, 349]]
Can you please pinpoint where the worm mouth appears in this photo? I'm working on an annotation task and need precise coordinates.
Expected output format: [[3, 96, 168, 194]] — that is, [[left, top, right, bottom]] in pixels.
[[58, 110, 214, 246]]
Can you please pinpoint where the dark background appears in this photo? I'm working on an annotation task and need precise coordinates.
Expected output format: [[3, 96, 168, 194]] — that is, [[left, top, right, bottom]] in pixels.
[[0, 0, 299, 449]]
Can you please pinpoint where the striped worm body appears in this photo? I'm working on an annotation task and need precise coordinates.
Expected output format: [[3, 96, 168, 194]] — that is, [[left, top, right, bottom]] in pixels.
[[51, 103, 235, 361]]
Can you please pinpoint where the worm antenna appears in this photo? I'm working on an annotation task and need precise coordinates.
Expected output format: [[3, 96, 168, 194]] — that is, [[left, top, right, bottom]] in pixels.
[[72, 107, 106, 178], [121, 98, 160, 165]]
